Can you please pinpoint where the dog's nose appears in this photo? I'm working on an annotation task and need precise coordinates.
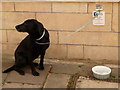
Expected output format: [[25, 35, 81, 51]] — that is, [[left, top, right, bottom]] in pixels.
[[15, 25, 19, 29]]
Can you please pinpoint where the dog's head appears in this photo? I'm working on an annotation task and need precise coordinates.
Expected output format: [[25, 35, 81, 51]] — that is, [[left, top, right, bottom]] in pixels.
[[15, 19, 44, 35]]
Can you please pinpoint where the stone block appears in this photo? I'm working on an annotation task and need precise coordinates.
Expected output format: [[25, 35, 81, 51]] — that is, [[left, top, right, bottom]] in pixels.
[[88, 2, 112, 13], [76, 79, 118, 88], [3, 83, 23, 88], [49, 31, 58, 44], [68, 45, 83, 59], [0, 2, 2, 11], [43, 73, 70, 88], [84, 46, 118, 61], [7, 30, 27, 44], [51, 63, 84, 74], [45, 45, 67, 59], [52, 2, 87, 13], [37, 13, 111, 31], [2, 12, 35, 29], [59, 32, 118, 46], [5, 64, 51, 85], [36, 13, 91, 31], [112, 3, 118, 32], [2, 30, 7, 44], [2, 44, 17, 56], [2, 2, 14, 11], [15, 2, 51, 12]]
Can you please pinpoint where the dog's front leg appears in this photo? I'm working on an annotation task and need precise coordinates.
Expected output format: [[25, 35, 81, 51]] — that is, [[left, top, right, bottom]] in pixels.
[[39, 51, 45, 70], [29, 61, 39, 76]]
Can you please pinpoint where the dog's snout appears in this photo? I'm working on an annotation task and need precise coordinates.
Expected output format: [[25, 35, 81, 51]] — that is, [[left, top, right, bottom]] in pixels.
[[15, 25, 19, 30], [15, 25, 23, 32]]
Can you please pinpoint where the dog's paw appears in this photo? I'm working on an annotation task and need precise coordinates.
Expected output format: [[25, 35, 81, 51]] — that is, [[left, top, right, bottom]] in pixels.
[[19, 71, 25, 75], [39, 66, 44, 70], [32, 71, 39, 76]]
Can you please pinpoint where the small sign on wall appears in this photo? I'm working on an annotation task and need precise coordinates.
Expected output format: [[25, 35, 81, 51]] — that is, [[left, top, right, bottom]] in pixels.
[[93, 11, 105, 25]]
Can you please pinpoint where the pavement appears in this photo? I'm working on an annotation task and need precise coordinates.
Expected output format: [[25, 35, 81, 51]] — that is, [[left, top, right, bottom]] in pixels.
[[2, 54, 119, 90]]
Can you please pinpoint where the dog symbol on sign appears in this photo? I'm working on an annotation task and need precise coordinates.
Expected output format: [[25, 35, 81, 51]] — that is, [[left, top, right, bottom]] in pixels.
[[94, 12, 98, 17]]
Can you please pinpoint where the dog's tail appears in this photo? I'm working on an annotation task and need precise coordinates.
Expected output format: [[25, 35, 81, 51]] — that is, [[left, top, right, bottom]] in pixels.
[[3, 65, 15, 73]]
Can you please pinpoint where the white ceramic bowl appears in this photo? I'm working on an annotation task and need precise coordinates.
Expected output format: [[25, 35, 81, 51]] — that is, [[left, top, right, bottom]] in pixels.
[[92, 66, 111, 79]]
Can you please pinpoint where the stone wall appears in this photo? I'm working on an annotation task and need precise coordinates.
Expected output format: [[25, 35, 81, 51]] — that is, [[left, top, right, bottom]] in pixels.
[[1, 2, 119, 62]]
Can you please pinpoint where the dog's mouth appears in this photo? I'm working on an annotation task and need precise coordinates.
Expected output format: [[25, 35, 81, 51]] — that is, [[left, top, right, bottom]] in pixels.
[[16, 28, 22, 32], [15, 26, 25, 32], [15, 26, 20, 31]]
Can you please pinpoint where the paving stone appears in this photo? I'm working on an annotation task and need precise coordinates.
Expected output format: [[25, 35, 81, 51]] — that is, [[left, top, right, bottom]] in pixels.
[[2, 83, 23, 88], [2, 83, 41, 90], [2, 73, 8, 83], [43, 73, 70, 88], [5, 64, 51, 85], [51, 63, 96, 77], [51, 63, 84, 74], [2, 56, 14, 83], [111, 68, 119, 78], [76, 79, 118, 88], [2, 61, 14, 71], [23, 84, 41, 88], [105, 64, 119, 69]]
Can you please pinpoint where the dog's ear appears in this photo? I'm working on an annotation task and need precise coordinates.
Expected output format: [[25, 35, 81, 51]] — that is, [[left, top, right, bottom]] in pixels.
[[34, 20, 44, 34]]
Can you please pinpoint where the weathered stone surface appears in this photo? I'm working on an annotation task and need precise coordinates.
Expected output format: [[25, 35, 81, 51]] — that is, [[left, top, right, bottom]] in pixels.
[[7, 30, 27, 44], [84, 46, 118, 61], [59, 32, 118, 46], [76, 79, 118, 88], [68, 45, 84, 59], [51, 63, 84, 74], [52, 2, 87, 13], [112, 3, 118, 32], [5, 64, 51, 85], [45, 45, 67, 59], [88, 2, 112, 13], [43, 73, 70, 88], [3, 83, 23, 88], [2, 2, 14, 11], [2, 73, 8, 83], [2, 12, 35, 29], [37, 13, 111, 31], [15, 2, 51, 12]]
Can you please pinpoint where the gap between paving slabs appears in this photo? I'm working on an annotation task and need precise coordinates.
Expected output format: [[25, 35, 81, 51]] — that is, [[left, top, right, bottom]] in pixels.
[[2, 64, 52, 89], [49, 61, 119, 83], [45, 60, 119, 89], [2, 57, 119, 89]]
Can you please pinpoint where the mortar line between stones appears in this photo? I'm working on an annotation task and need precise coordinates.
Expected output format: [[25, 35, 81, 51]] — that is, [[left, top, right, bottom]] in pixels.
[[0, 11, 112, 14], [57, 31, 59, 44], [14, 2, 16, 11], [66, 44, 68, 59], [1, 42, 119, 48], [35, 12, 37, 19], [6, 30, 8, 42], [83, 45, 85, 59], [51, 2, 53, 13], [67, 73, 80, 89], [2, 73, 10, 85], [87, 3, 89, 14], [41, 65, 53, 89], [111, 3, 114, 32], [1, 29, 119, 33]]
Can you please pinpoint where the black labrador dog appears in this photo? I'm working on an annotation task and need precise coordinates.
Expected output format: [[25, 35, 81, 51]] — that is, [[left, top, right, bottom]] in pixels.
[[3, 19, 50, 76]]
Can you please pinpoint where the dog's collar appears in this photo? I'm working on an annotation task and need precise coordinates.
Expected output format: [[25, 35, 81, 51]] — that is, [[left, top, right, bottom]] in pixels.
[[36, 29, 45, 41]]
